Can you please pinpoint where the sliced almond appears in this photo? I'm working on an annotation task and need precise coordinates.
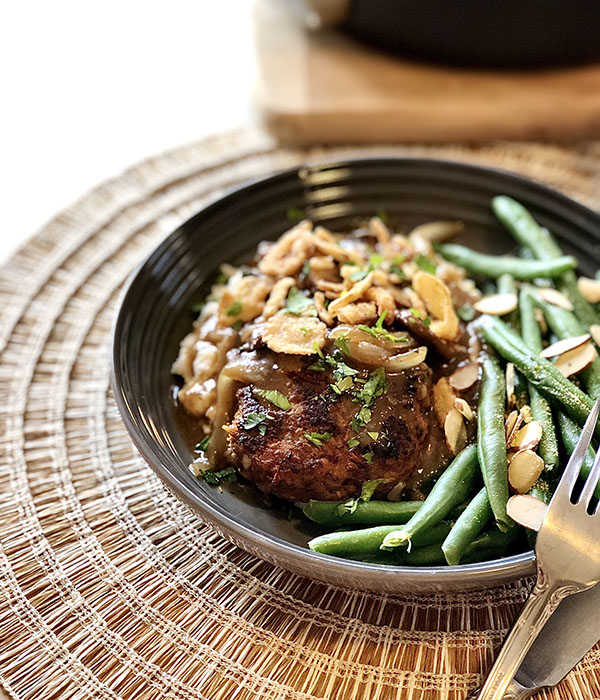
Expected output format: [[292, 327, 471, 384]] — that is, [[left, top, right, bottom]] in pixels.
[[577, 276, 600, 304], [505, 362, 516, 406], [449, 362, 479, 391], [263, 315, 327, 355], [534, 307, 548, 335], [409, 220, 464, 243], [510, 420, 543, 452], [507, 494, 548, 531], [473, 293, 518, 316], [385, 346, 428, 371], [553, 341, 597, 377], [412, 271, 460, 341], [508, 450, 545, 494], [444, 408, 467, 455], [520, 404, 533, 424], [590, 324, 600, 347], [538, 287, 574, 311], [454, 398, 475, 421], [433, 377, 457, 426], [505, 410, 522, 445], [540, 333, 591, 359]]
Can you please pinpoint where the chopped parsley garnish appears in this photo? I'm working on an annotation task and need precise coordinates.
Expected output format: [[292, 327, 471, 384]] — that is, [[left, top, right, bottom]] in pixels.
[[457, 304, 475, 321], [367, 431, 379, 440], [334, 334, 350, 355], [409, 307, 431, 327], [351, 406, 372, 432], [255, 389, 291, 411], [363, 451, 374, 464], [331, 375, 353, 395], [202, 467, 238, 485], [389, 255, 407, 278], [336, 497, 359, 516], [350, 267, 370, 282], [286, 286, 316, 315], [287, 206, 305, 222], [301, 260, 311, 275], [347, 437, 360, 449], [194, 436, 210, 452], [304, 431, 332, 447], [357, 311, 407, 344], [369, 252, 384, 267], [313, 340, 324, 358], [350, 252, 385, 282], [414, 253, 436, 274], [360, 478, 385, 501], [243, 412, 270, 436], [355, 367, 387, 407], [225, 299, 243, 317]]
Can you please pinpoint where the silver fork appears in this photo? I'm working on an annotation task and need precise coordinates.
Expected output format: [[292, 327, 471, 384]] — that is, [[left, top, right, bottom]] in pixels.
[[470, 399, 600, 700]]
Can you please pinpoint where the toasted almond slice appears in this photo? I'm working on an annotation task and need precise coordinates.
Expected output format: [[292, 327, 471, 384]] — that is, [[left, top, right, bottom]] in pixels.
[[433, 377, 456, 426], [449, 362, 479, 391], [538, 287, 574, 311], [386, 481, 406, 502], [577, 276, 600, 304], [554, 341, 597, 377], [520, 404, 533, 424], [409, 220, 464, 243], [510, 420, 543, 452], [590, 324, 600, 347], [444, 408, 467, 455], [508, 450, 545, 494], [505, 410, 522, 445], [412, 271, 460, 341], [540, 333, 591, 358], [507, 494, 548, 531], [534, 307, 548, 335], [473, 293, 518, 316], [385, 346, 428, 371], [454, 398, 475, 421], [506, 362, 516, 406]]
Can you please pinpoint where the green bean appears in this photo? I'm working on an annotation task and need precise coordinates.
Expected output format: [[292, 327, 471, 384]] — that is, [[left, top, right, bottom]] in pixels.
[[534, 295, 600, 400], [556, 411, 600, 499], [441, 487, 493, 565], [519, 288, 560, 471], [380, 444, 479, 549], [477, 355, 512, 531], [435, 242, 576, 280], [308, 521, 452, 558], [497, 273, 520, 331], [479, 316, 598, 437], [302, 499, 422, 526], [492, 195, 599, 328], [400, 528, 522, 567]]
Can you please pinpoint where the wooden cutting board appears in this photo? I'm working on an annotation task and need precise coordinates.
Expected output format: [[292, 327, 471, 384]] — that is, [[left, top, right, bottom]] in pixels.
[[254, 0, 600, 144]]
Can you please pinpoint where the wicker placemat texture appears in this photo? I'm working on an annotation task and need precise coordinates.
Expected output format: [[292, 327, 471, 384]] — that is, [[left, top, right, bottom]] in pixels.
[[1, 129, 600, 700]]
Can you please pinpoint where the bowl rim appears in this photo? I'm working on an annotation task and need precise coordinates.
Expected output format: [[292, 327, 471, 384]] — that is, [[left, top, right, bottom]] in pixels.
[[111, 155, 600, 590]]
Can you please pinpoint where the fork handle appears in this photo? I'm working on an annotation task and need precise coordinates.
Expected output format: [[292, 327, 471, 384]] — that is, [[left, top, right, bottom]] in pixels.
[[474, 582, 570, 700], [464, 678, 538, 700]]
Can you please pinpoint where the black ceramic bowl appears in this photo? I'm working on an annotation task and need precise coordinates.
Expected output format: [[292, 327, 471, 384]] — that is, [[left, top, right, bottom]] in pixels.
[[112, 158, 600, 593]]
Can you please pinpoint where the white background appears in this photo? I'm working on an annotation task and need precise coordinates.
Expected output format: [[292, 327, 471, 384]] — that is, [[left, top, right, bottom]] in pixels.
[[0, 1, 256, 263]]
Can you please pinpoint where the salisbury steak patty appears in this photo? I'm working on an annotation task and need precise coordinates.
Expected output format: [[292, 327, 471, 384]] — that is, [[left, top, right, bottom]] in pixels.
[[226, 351, 441, 502]]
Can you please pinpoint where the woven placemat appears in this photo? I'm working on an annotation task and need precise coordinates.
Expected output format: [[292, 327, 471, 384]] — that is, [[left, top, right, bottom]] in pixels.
[[1, 128, 600, 700]]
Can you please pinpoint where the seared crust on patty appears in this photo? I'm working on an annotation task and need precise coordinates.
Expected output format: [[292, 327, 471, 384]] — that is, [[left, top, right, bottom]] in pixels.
[[226, 355, 439, 502]]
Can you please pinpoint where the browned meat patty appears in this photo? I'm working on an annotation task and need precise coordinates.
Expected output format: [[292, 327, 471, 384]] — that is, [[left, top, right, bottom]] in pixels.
[[226, 351, 447, 502]]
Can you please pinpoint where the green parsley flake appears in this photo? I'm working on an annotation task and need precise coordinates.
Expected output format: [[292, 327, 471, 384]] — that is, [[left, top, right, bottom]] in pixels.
[[255, 389, 291, 411], [194, 436, 210, 452], [335, 497, 358, 516], [243, 412, 270, 436], [334, 376, 354, 393], [360, 478, 385, 501], [301, 260, 311, 275], [202, 467, 238, 485], [409, 306, 431, 327], [350, 267, 369, 282], [367, 431, 379, 441], [334, 334, 350, 355], [369, 252, 384, 267], [355, 367, 387, 408], [363, 451, 374, 464], [414, 254, 436, 274], [225, 299, 243, 317], [304, 431, 332, 447], [286, 286, 316, 315], [312, 339, 324, 359], [347, 437, 360, 449], [357, 311, 407, 344], [352, 406, 372, 432]]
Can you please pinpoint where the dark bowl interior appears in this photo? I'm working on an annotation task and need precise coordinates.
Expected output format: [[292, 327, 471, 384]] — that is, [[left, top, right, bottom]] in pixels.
[[112, 158, 600, 593]]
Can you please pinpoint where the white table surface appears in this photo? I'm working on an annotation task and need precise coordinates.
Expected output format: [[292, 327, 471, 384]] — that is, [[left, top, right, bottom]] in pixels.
[[1, 0, 256, 265], [0, 3, 255, 697]]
